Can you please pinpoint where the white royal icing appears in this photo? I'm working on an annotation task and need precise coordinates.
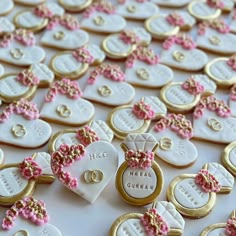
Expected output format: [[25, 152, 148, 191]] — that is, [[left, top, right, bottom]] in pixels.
[[229, 145, 236, 167], [223, 0, 234, 10], [152, 0, 191, 7], [117, 219, 145, 236], [206, 228, 227, 236], [178, 11, 196, 28], [0, 64, 4, 77], [133, 27, 151, 45], [0, 0, 14, 15], [230, 20, 236, 34], [46, 2, 65, 16], [86, 44, 105, 64], [193, 74, 216, 94], [229, 99, 236, 117], [34, 152, 53, 176], [0, 17, 15, 33], [54, 132, 80, 150], [0, 148, 3, 163], [190, 1, 218, 18]]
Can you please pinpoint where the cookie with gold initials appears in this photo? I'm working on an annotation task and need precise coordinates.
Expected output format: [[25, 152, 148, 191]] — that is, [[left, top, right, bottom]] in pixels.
[[116, 133, 164, 206], [14, 3, 64, 32], [0, 0, 14, 16], [149, 114, 198, 167], [152, 0, 191, 7], [0, 99, 52, 148], [145, 12, 196, 40], [193, 96, 236, 143], [0, 17, 15, 34], [48, 120, 114, 153], [167, 162, 234, 218], [160, 33, 208, 71], [51, 142, 118, 203], [14, 0, 45, 6], [222, 141, 236, 176], [58, 0, 92, 12], [110, 201, 185, 236], [160, 75, 216, 113]]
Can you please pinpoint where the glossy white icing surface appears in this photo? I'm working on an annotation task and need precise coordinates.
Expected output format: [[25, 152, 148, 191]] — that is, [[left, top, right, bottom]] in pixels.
[[190, 1, 218, 17], [133, 27, 151, 45], [0, 149, 3, 164], [31, 63, 54, 85], [15, 11, 45, 28], [117, 219, 145, 236], [0, 17, 15, 33], [152, 0, 191, 7], [229, 99, 236, 117], [0, 64, 4, 77], [0, 0, 14, 15], [207, 228, 226, 236], [193, 74, 216, 94], [86, 44, 105, 64], [34, 152, 53, 175]]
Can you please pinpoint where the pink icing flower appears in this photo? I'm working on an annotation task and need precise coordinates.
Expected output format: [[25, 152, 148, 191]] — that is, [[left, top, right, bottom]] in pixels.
[[34, 4, 53, 18], [181, 77, 204, 95], [195, 169, 221, 193], [2, 217, 14, 230], [206, 0, 224, 9], [226, 217, 236, 236], [227, 55, 236, 71], [230, 84, 236, 101], [166, 12, 185, 27], [76, 126, 100, 146], [119, 30, 140, 45], [72, 47, 94, 64], [132, 101, 155, 120], [154, 120, 167, 132], [16, 69, 40, 87], [14, 29, 36, 46]]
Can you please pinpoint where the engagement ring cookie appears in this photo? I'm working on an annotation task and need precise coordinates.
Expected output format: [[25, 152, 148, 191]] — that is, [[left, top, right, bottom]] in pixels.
[[0, 0, 14, 16], [222, 141, 236, 176], [110, 201, 185, 236], [116, 133, 164, 206], [0, 17, 15, 34], [0, 99, 52, 148], [160, 33, 208, 71], [167, 162, 234, 218], [149, 114, 198, 167], [58, 0, 92, 12], [40, 78, 95, 126], [107, 96, 167, 139], [51, 142, 118, 203], [152, 0, 191, 7]]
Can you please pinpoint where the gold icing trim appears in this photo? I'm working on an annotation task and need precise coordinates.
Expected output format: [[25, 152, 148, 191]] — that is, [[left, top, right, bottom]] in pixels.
[[14, 0, 45, 7], [222, 141, 236, 176], [58, 0, 92, 12], [200, 223, 226, 236]]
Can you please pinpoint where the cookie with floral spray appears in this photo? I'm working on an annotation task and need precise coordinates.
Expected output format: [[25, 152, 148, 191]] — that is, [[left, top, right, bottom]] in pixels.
[[14, 0, 45, 6], [0, 29, 45, 66], [41, 14, 89, 50], [48, 120, 114, 153], [58, 0, 92, 12], [149, 113, 198, 168], [116, 133, 164, 206], [107, 96, 167, 139], [193, 96, 236, 143], [82, 63, 135, 106], [0, 196, 62, 236], [110, 201, 185, 236], [160, 33, 208, 71], [40, 78, 95, 126], [0, 0, 14, 16], [124, 46, 174, 88], [152, 0, 191, 7], [145, 12, 196, 40], [116, 0, 159, 20], [0, 99, 51, 148], [167, 162, 234, 218], [222, 141, 236, 177], [50, 45, 105, 80], [160, 74, 216, 113], [14, 3, 64, 33], [205, 54, 236, 88], [80, 0, 126, 33]]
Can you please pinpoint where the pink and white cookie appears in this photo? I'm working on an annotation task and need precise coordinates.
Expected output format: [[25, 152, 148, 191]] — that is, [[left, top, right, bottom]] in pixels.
[[149, 114, 198, 167], [58, 0, 92, 12], [0, 99, 52, 148], [0, 17, 15, 34], [40, 78, 95, 126], [0, 0, 14, 16]]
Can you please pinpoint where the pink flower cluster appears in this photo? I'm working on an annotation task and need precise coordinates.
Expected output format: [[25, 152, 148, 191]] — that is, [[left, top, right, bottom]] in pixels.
[[51, 144, 86, 189], [206, 0, 224, 9], [34, 4, 53, 18], [45, 78, 82, 102], [227, 54, 236, 71], [72, 47, 94, 64], [0, 99, 40, 123], [193, 96, 231, 119], [132, 101, 155, 120], [230, 84, 236, 101], [125, 150, 154, 169], [166, 12, 185, 27], [140, 208, 169, 236], [154, 113, 194, 139], [226, 217, 236, 236], [76, 126, 100, 147], [88, 64, 125, 84], [119, 30, 140, 45], [83, 1, 116, 18], [16, 69, 40, 87], [2, 197, 49, 230], [195, 169, 221, 193], [181, 77, 204, 95], [162, 34, 196, 50], [126, 46, 159, 68]]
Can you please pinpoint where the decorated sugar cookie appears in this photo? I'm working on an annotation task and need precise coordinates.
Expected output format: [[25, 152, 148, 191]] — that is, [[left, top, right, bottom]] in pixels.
[[58, 0, 92, 12], [149, 114, 198, 167], [125, 46, 173, 88], [0, 17, 15, 34], [222, 141, 236, 176], [0, 0, 14, 16], [160, 33, 208, 71], [116, 133, 164, 206], [0, 152, 54, 206], [160, 75, 216, 113], [188, 0, 222, 21], [229, 84, 236, 117], [167, 162, 234, 218], [145, 12, 196, 40], [48, 120, 114, 153], [40, 78, 95, 126], [230, 9, 236, 34], [14, 0, 45, 6], [108, 96, 167, 139], [81, 1, 126, 33], [205, 54, 236, 88], [201, 210, 236, 236], [0, 196, 62, 236], [110, 201, 185, 236], [193, 96, 236, 143], [116, 0, 159, 20], [0, 99, 52, 148], [83, 64, 135, 106], [196, 19, 236, 54], [152, 0, 191, 7], [0, 29, 45, 66], [14, 3, 64, 32], [51, 142, 118, 203], [41, 14, 89, 50]]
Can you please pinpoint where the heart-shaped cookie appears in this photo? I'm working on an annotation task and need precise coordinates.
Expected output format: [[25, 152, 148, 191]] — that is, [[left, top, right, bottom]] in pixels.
[[83, 64, 135, 106], [0, 99, 52, 148], [40, 78, 95, 126], [0, 17, 15, 33], [149, 114, 198, 167], [58, 0, 92, 12], [0, 0, 14, 16], [14, 0, 45, 6], [152, 0, 191, 7], [51, 142, 118, 203], [222, 141, 236, 176]]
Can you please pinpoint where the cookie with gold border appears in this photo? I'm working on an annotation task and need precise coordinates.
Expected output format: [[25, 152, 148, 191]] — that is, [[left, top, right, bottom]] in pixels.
[[58, 0, 92, 12]]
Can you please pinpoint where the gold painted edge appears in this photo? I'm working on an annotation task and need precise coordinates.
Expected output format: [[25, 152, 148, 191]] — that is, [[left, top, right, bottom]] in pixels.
[[58, 0, 93, 12], [14, 0, 45, 6], [200, 223, 226, 236], [222, 141, 236, 176]]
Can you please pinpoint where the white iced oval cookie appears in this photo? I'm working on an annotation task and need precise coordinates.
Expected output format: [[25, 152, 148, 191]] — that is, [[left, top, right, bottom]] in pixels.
[[152, 0, 191, 7], [0, 0, 14, 16], [14, 0, 45, 6], [116, 1, 159, 20], [58, 0, 92, 12], [0, 17, 15, 33]]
